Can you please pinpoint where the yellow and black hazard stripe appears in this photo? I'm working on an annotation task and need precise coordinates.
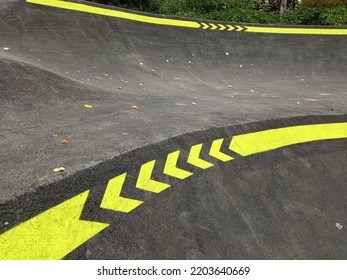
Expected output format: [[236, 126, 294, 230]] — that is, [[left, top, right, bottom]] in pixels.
[[200, 22, 248, 32], [26, 0, 347, 35]]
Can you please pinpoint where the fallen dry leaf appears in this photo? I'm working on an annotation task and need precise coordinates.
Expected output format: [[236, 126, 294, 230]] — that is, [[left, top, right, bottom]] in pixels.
[[336, 223, 343, 230], [132, 105, 139, 110], [53, 167, 65, 173], [192, 102, 197, 105], [84, 104, 93, 109], [3, 47, 10, 51], [60, 139, 68, 145]]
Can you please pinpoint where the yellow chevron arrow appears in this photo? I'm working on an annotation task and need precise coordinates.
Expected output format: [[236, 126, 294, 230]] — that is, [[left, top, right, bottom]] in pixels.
[[230, 122, 347, 156], [163, 151, 193, 179], [209, 139, 234, 162], [218, 24, 226, 31], [201, 22, 210, 29], [187, 144, 214, 169], [136, 160, 170, 193], [227, 25, 235, 31], [235, 25, 242, 31], [100, 173, 143, 213], [210, 23, 218, 30], [0, 191, 109, 260]]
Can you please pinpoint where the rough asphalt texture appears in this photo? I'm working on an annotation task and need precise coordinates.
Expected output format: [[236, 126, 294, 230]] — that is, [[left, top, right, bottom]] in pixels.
[[0, 0, 346, 259]]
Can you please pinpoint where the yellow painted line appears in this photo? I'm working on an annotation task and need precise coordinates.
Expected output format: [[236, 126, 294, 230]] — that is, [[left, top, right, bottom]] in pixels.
[[245, 26, 347, 35], [209, 139, 234, 162], [100, 173, 143, 213], [136, 160, 170, 193], [25, 1, 347, 35], [0, 191, 109, 260], [187, 144, 214, 169], [230, 123, 347, 156], [26, 0, 201, 29], [164, 151, 193, 179]]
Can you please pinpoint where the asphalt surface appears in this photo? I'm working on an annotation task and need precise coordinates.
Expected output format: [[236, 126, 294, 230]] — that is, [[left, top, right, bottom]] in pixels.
[[0, 0, 346, 259]]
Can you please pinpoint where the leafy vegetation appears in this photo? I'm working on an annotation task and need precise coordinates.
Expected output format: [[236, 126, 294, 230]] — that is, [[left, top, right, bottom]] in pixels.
[[88, 0, 347, 25]]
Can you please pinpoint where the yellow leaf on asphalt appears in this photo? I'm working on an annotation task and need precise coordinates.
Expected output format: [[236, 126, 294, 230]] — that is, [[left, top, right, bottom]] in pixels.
[[84, 104, 93, 109], [132, 105, 139, 110], [53, 167, 65, 173], [60, 139, 68, 145]]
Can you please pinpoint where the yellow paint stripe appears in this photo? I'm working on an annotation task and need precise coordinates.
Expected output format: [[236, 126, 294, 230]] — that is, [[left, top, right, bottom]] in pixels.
[[100, 173, 143, 213], [25, 1, 346, 35], [245, 26, 347, 35], [136, 160, 170, 193], [0, 191, 109, 260], [26, 0, 201, 28], [230, 122, 347, 156]]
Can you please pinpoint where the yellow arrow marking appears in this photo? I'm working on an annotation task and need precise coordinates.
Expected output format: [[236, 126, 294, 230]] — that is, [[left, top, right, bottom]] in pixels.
[[230, 122, 347, 156], [210, 23, 218, 30], [0, 191, 109, 260], [227, 25, 235, 31], [187, 144, 214, 169], [100, 173, 143, 213], [201, 22, 210, 29], [136, 160, 170, 193], [209, 138, 234, 162], [26, 0, 201, 29], [218, 24, 226, 31], [235, 25, 243, 31], [163, 151, 193, 179]]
